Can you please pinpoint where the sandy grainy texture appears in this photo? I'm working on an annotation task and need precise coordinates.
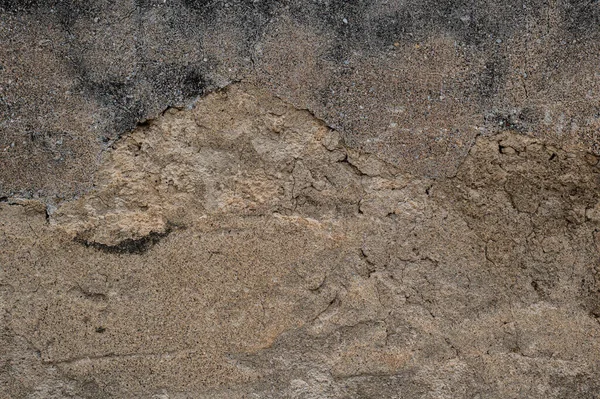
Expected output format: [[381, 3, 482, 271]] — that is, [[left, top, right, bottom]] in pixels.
[[1, 1, 600, 398], [1, 84, 600, 398], [1, 0, 599, 198]]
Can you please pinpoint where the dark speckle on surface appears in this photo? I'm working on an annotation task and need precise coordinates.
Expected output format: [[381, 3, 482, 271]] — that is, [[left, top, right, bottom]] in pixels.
[[75, 227, 172, 255], [0, 0, 599, 198]]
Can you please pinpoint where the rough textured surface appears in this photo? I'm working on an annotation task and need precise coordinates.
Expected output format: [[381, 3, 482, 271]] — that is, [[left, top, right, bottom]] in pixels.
[[1, 0, 599, 198], [2, 84, 600, 398], [1, 1, 600, 398]]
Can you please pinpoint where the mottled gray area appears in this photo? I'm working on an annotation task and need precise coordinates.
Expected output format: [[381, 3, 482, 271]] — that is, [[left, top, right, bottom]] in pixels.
[[1, 2, 600, 398], [1, 0, 599, 198]]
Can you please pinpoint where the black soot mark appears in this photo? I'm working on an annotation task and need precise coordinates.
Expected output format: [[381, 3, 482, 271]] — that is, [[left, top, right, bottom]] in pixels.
[[75, 227, 173, 255]]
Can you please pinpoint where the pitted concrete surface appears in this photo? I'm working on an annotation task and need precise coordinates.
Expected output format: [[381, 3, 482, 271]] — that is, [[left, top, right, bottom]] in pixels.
[[1, 2, 600, 398], [1, 0, 599, 197]]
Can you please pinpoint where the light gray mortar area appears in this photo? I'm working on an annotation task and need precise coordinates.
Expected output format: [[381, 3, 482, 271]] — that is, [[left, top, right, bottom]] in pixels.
[[1, 1, 600, 398]]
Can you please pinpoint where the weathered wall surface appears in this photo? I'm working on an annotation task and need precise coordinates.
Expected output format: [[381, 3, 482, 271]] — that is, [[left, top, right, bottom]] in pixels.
[[3, 83, 600, 399], [1, 0, 599, 198], [1, 1, 600, 398]]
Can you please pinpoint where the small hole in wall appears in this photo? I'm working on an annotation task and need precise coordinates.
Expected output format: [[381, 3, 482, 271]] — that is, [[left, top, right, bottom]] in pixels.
[[95, 326, 106, 333]]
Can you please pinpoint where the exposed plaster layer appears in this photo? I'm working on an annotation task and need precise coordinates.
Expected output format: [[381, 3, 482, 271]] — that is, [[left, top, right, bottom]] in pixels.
[[1, 0, 599, 198], [2, 84, 599, 398]]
